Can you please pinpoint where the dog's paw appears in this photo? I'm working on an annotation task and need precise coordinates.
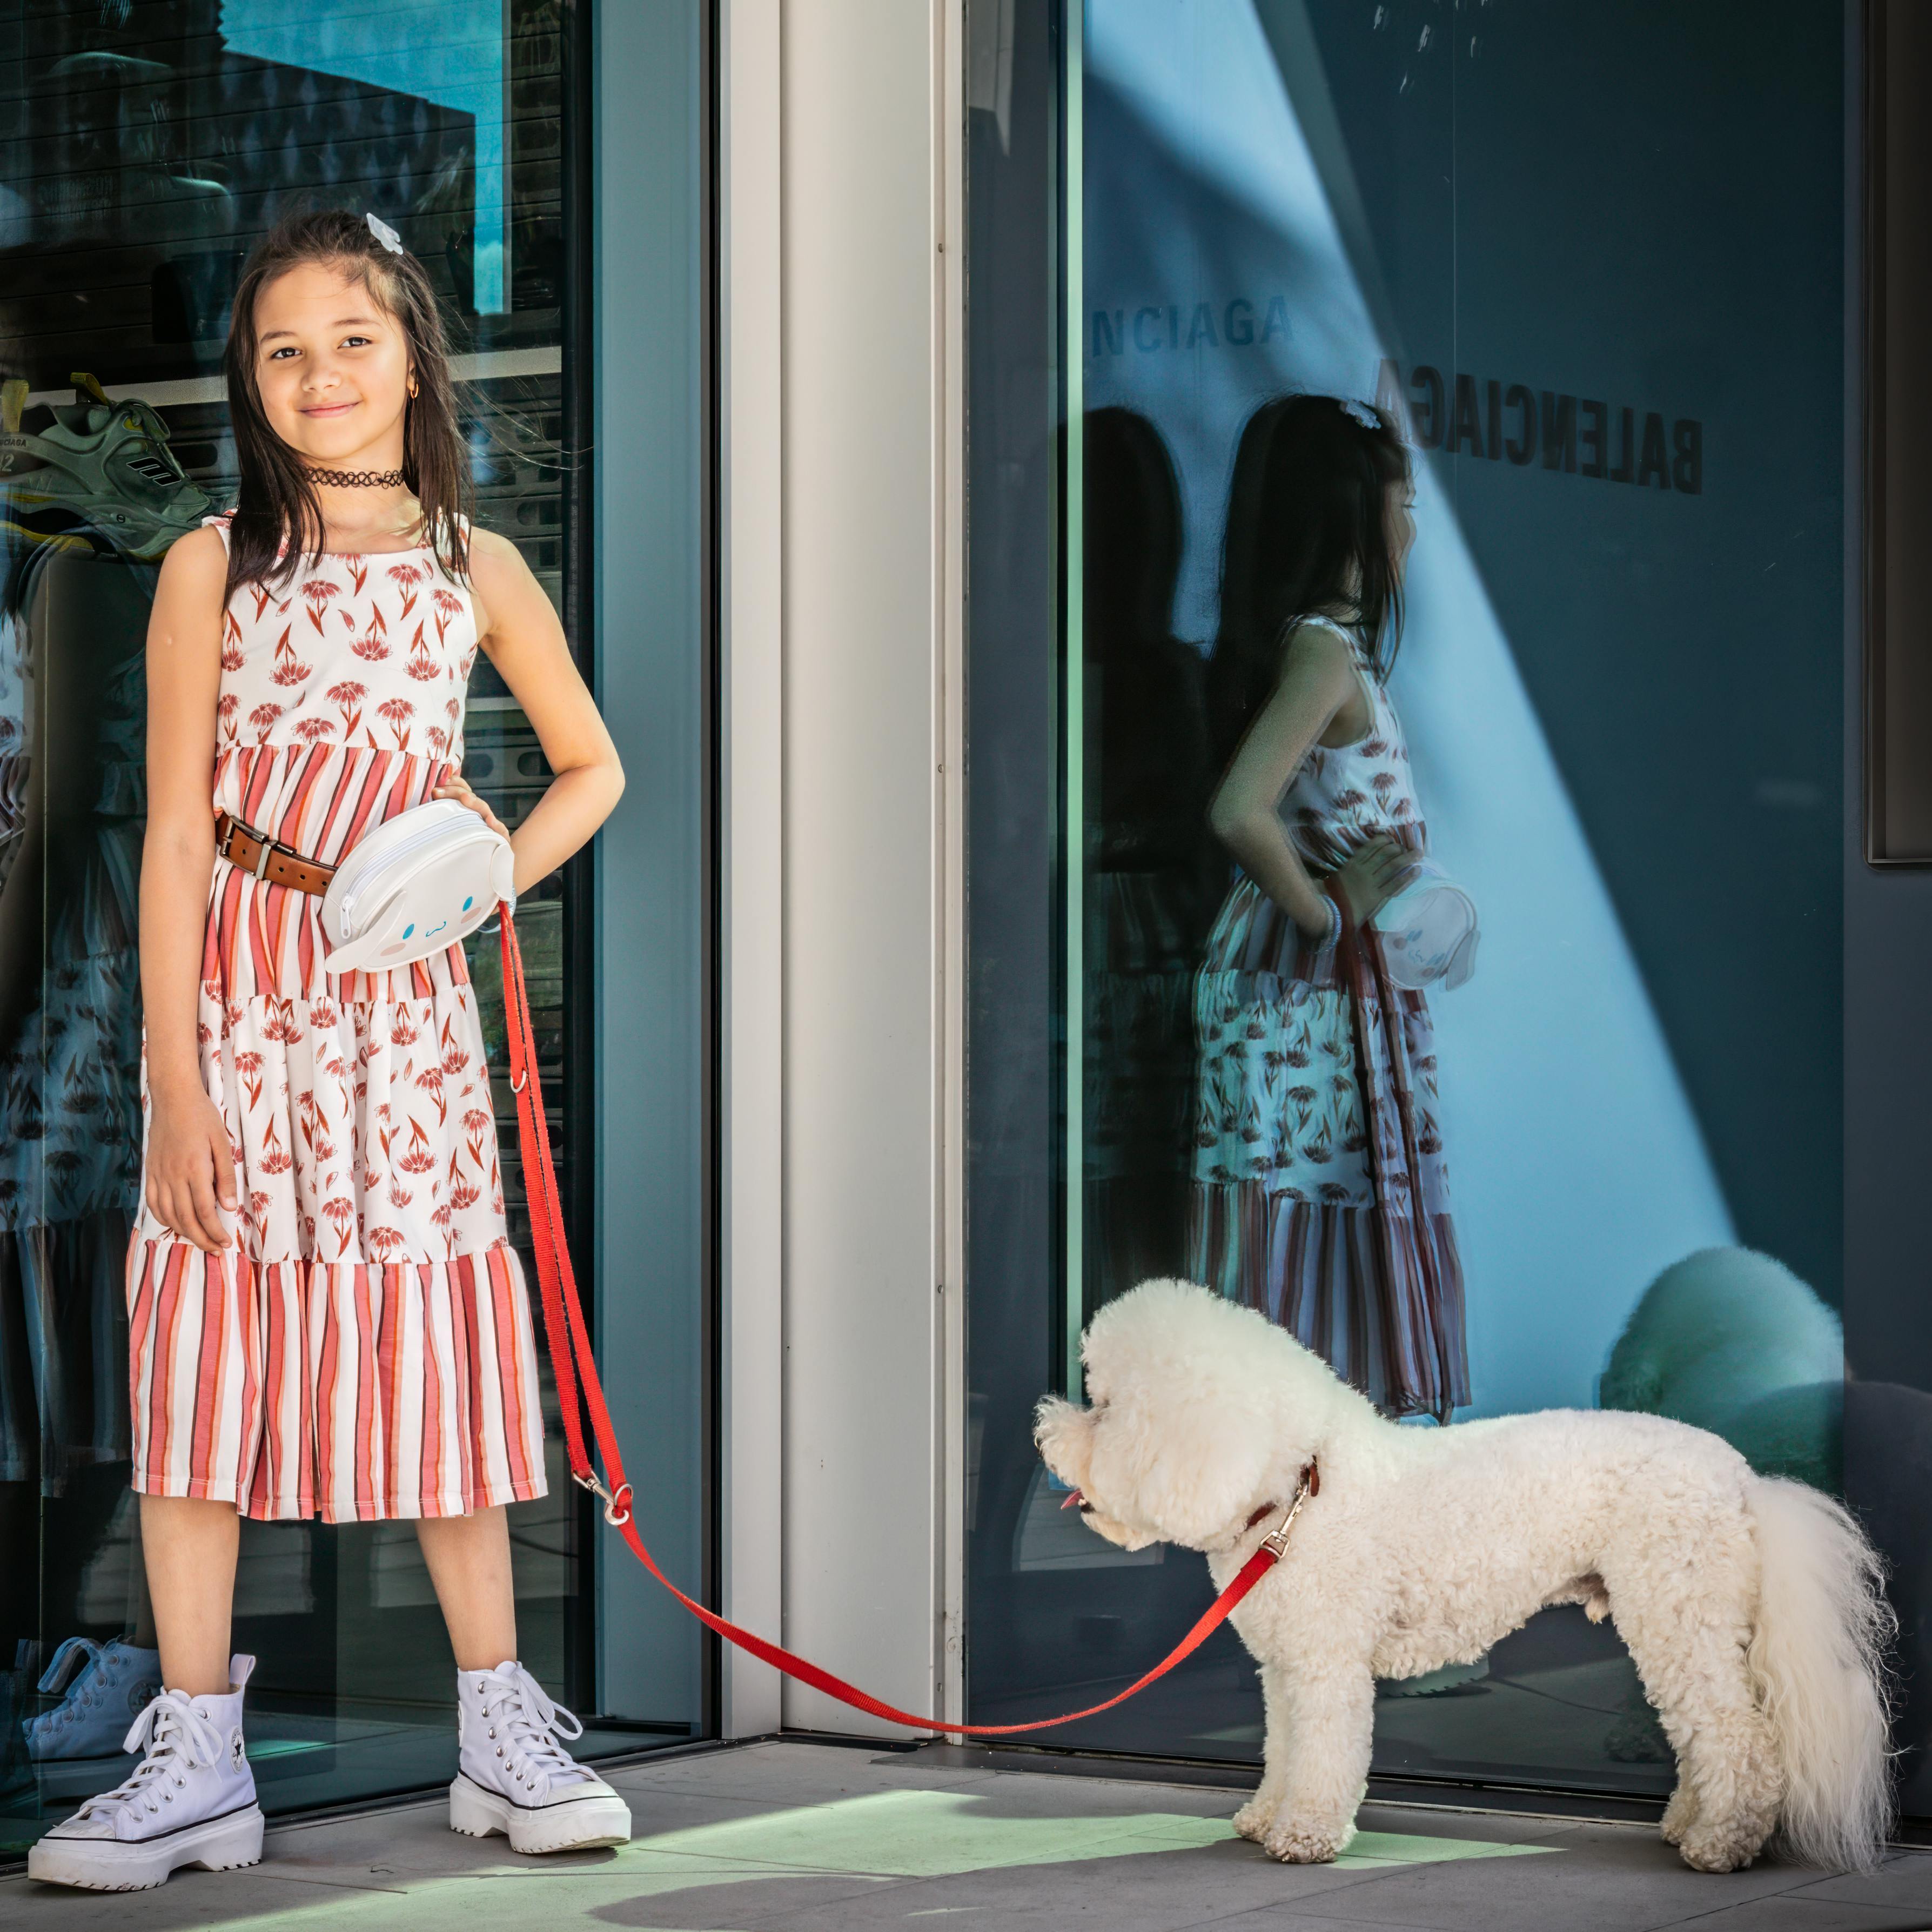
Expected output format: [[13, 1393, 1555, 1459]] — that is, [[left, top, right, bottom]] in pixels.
[[1231, 1798, 1272, 1843], [1677, 1827, 1761, 1875], [1261, 1823, 1344, 1864]]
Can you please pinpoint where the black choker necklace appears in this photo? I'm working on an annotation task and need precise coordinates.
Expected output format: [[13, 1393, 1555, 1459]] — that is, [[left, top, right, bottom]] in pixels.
[[301, 466, 404, 488]]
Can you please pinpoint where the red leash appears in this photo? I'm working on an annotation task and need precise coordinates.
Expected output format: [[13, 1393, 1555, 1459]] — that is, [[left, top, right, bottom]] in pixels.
[[495, 910, 1312, 1734]]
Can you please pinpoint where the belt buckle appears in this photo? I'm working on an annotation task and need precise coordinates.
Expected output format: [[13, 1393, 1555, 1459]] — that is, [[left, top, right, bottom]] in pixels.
[[223, 811, 275, 881]]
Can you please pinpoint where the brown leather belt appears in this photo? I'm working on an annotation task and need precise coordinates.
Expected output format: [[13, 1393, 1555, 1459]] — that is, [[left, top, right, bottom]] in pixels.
[[213, 808, 337, 895]]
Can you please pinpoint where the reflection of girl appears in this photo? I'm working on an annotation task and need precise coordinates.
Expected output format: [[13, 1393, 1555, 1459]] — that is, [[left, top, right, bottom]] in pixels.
[[1189, 396, 1467, 1423]]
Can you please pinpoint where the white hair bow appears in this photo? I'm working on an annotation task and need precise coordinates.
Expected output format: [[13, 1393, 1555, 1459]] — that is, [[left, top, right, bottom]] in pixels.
[[366, 212, 405, 256]]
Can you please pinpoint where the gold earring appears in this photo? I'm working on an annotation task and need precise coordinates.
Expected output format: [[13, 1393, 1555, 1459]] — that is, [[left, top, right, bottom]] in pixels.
[[407, 376, 419, 399]]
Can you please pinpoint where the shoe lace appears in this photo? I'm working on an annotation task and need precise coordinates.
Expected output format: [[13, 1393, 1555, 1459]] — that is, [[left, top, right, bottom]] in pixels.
[[477, 1663, 591, 1795], [69, 1691, 229, 1824]]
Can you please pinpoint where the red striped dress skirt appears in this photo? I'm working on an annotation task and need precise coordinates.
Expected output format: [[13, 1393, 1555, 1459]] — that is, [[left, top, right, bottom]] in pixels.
[[125, 515, 547, 1521]]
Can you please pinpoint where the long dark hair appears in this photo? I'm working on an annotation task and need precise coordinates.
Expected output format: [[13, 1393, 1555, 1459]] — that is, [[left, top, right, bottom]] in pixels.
[[221, 207, 471, 597], [1210, 394, 1411, 762]]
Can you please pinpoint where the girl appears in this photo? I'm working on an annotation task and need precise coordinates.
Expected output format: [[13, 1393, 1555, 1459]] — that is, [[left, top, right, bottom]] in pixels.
[[30, 208, 628, 1890], [1189, 394, 1469, 1424]]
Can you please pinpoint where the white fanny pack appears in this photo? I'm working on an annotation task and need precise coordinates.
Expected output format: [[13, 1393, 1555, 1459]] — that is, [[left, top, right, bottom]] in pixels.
[[1370, 860, 1479, 991], [320, 799, 516, 975]]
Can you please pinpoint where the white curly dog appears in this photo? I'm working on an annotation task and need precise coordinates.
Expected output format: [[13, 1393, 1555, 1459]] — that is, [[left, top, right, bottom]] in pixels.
[[1034, 1279, 1894, 1874]]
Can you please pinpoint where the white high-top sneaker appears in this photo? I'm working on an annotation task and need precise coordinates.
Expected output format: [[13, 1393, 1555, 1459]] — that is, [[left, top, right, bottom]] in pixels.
[[26, 1654, 263, 1891], [25, 1636, 165, 1762], [448, 1660, 632, 1854]]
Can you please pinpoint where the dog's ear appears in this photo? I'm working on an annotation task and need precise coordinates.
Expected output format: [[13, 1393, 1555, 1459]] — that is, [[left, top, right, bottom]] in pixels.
[[1033, 1394, 1094, 1491], [1087, 1388, 1273, 1549]]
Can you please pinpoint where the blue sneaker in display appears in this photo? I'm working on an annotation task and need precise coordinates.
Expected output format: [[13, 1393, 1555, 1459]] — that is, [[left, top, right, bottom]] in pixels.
[[24, 1637, 164, 1763]]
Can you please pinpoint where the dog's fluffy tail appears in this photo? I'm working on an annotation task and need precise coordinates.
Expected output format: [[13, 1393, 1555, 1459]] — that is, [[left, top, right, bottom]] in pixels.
[[1745, 1474, 1896, 1872]]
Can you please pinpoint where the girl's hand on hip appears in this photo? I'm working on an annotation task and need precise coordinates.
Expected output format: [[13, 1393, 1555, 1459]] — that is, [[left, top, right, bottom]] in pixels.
[[433, 770, 512, 842], [1329, 835, 1420, 929]]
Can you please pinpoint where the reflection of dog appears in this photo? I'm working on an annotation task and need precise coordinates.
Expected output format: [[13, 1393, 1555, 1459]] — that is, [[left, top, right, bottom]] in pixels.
[[1036, 1280, 1894, 1874]]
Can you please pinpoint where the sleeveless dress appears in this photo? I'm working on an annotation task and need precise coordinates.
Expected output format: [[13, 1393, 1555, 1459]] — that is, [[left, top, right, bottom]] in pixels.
[[124, 513, 547, 1521], [1187, 615, 1469, 1422]]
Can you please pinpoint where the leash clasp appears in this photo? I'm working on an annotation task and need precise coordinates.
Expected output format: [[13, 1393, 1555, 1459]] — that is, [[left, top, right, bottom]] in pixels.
[[573, 1467, 633, 1527], [1260, 1461, 1318, 1559]]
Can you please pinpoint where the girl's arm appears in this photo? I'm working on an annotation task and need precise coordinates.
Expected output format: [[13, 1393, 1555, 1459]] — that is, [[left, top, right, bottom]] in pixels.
[[437, 532, 624, 889], [140, 526, 238, 1251], [1207, 622, 1411, 940]]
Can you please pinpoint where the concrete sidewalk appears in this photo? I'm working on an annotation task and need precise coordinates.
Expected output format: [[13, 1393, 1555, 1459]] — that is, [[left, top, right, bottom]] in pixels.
[[5, 1739, 1932, 1931]]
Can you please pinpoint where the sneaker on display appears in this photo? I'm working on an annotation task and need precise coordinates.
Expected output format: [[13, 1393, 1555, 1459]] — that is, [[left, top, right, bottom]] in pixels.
[[0, 371, 210, 561], [24, 1636, 164, 1762], [448, 1660, 632, 1854], [25, 1653, 264, 1891]]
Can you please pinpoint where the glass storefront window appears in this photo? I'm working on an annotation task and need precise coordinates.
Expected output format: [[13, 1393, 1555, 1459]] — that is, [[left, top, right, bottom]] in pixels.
[[965, 0, 1855, 1796], [0, 0, 703, 1853]]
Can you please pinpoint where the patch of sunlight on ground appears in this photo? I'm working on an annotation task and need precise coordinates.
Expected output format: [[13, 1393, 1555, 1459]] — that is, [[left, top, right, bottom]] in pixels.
[[619, 1788, 1558, 1876], [190, 1786, 1557, 1932]]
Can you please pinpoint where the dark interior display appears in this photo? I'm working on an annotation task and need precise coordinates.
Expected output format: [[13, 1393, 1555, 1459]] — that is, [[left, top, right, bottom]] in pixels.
[[1866, 0, 1932, 865]]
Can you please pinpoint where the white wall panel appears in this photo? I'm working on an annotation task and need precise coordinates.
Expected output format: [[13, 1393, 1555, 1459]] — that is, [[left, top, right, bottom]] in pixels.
[[780, 0, 946, 1735], [721, 0, 786, 1740]]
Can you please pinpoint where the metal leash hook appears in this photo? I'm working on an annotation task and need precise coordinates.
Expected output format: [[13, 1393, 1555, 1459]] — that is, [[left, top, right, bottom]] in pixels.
[[573, 1468, 633, 1527], [501, 905, 531, 1095], [1260, 1461, 1318, 1559]]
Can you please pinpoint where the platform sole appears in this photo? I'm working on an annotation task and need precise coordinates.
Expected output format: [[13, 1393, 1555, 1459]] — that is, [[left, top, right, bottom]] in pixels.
[[26, 1803, 264, 1891], [448, 1772, 632, 1854]]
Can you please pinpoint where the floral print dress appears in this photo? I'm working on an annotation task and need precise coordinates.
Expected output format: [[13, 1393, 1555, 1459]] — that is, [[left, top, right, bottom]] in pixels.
[[1187, 616, 1468, 1421], [124, 514, 547, 1522]]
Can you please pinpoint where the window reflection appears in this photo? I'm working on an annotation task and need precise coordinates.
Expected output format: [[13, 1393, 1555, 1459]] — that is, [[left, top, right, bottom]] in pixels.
[[1189, 393, 1467, 1423], [965, 0, 1854, 1792]]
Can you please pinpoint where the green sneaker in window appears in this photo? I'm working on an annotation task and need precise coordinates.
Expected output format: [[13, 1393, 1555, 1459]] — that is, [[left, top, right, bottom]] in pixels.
[[0, 372, 210, 561]]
